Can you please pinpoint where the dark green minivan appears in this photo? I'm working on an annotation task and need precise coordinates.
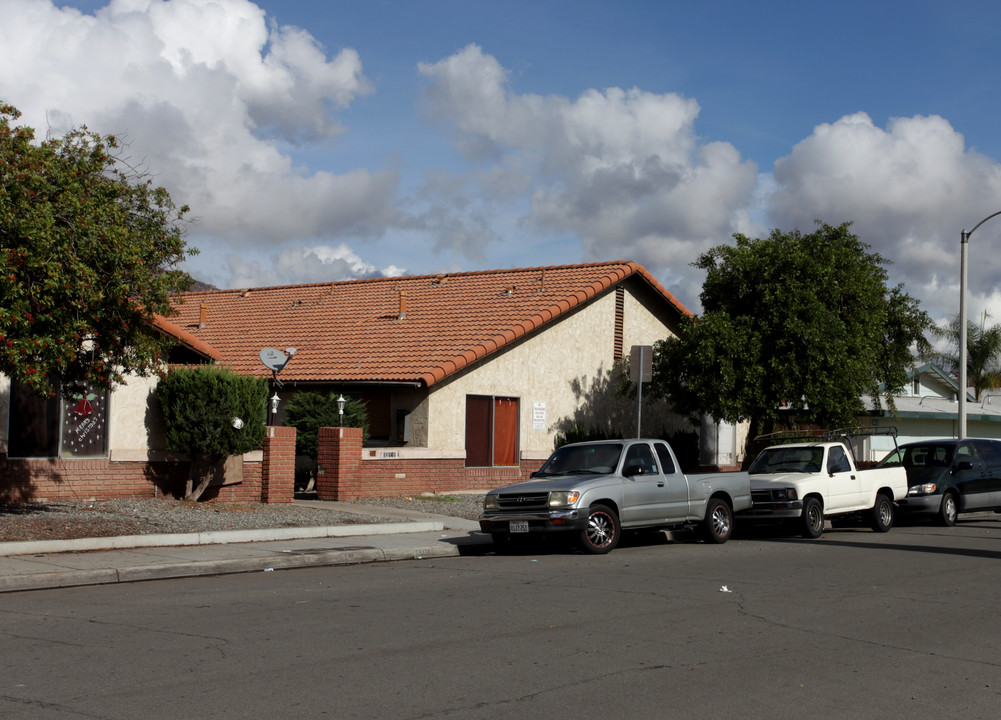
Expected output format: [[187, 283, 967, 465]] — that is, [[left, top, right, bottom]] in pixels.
[[877, 439, 1001, 526]]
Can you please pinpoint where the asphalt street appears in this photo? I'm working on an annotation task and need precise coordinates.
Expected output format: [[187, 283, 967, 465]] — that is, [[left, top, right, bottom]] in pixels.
[[2, 515, 1000, 719]]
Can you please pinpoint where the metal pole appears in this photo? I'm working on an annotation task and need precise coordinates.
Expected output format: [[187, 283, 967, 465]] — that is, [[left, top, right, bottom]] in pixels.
[[958, 210, 1001, 440], [959, 230, 968, 439], [636, 346, 644, 438]]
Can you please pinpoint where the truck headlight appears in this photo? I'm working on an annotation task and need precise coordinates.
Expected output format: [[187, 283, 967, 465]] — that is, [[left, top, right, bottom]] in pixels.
[[484, 495, 499, 510], [549, 491, 580, 507], [907, 483, 937, 496], [774, 488, 798, 501]]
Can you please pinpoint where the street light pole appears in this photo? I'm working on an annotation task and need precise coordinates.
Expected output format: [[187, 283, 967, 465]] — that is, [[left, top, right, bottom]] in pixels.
[[958, 210, 1001, 439]]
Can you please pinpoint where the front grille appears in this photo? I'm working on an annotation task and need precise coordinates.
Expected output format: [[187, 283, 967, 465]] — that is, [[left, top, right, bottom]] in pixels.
[[496, 492, 549, 511], [751, 490, 774, 505]]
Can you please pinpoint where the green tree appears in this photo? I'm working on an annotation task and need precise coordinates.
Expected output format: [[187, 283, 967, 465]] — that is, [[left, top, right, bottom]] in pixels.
[[0, 104, 194, 398], [932, 314, 1001, 400], [285, 391, 369, 458], [285, 391, 369, 491], [651, 221, 932, 443], [155, 366, 268, 501]]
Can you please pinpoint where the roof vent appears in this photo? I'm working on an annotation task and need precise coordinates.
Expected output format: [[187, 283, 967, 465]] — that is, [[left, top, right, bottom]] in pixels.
[[432, 274, 448, 286], [398, 290, 407, 320], [240, 289, 251, 298], [499, 286, 515, 297], [198, 303, 207, 328]]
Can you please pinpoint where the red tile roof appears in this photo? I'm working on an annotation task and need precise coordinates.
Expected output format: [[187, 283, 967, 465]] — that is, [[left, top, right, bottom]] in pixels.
[[163, 261, 689, 387]]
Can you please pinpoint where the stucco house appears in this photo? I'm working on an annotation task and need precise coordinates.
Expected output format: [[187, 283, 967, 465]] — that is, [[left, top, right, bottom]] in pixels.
[[1, 261, 693, 501], [859, 362, 1001, 460]]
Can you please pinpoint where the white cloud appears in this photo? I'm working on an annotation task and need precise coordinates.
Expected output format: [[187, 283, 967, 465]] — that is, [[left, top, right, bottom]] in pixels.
[[417, 44, 761, 290], [226, 243, 401, 288], [768, 112, 1001, 322], [0, 0, 396, 255]]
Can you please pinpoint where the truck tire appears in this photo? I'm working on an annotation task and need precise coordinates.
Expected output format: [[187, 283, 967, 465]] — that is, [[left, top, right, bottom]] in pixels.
[[938, 492, 958, 527], [801, 497, 824, 539], [869, 493, 893, 533], [580, 504, 620, 554], [703, 498, 733, 544]]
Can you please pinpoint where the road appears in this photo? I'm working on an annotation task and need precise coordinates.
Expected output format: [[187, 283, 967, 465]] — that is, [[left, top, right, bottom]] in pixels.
[[2, 516, 1001, 719]]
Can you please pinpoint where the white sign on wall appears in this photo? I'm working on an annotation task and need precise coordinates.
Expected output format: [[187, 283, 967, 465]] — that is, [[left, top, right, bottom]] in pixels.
[[533, 402, 547, 431]]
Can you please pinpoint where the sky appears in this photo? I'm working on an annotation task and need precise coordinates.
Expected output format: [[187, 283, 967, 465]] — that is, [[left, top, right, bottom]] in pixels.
[[2, 0, 1001, 328]]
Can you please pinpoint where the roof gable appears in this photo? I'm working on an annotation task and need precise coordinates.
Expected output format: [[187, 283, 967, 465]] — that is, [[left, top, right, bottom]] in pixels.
[[164, 261, 688, 386]]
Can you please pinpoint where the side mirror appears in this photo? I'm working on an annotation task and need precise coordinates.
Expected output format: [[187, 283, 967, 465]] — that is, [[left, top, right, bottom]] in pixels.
[[623, 464, 643, 477], [954, 461, 974, 472]]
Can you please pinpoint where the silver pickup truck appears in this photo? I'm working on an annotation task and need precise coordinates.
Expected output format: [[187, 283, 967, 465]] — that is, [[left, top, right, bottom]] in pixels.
[[478, 438, 752, 554]]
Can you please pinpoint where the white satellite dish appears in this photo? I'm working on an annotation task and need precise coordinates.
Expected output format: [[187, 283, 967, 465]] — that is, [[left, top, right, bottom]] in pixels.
[[259, 348, 288, 372]]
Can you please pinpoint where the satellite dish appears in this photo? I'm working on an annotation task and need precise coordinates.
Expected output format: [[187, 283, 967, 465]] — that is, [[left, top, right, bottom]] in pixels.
[[259, 348, 289, 372]]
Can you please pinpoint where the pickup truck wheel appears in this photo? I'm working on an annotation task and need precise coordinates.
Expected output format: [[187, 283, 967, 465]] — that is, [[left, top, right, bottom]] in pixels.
[[938, 492, 958, 527], [869, 493, 894, 533], [801, 498, 824, 539], [703, 498, 733, 544], [580, 504, 620, 554]]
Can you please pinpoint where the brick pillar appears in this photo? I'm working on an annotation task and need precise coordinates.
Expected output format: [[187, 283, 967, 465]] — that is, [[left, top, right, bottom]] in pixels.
[[261, 426, 296, 503], [316, 426, 363, 500]]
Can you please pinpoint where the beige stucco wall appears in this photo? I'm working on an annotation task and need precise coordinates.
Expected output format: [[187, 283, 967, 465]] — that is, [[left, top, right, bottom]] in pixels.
[[108, 373, 164, 456], [424, 284, 681, 456]]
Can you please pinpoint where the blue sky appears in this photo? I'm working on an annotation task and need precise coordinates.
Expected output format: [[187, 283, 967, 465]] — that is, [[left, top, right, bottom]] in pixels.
[[5, 0, 1001, 324]]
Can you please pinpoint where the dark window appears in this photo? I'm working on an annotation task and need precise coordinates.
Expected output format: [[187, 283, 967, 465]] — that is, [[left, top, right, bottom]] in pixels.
[[828, 446, 849, 473], [464, 395, 519, 467], [623, 443, 658, 475], [972, 441, 1001, 470], [653, 442, 677, 474], [955, 443, 980, 468], [8, 380, 109, 458]]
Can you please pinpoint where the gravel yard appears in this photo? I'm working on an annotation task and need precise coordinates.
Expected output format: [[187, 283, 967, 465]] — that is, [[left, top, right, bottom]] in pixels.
[[0, 494, 487, 543]]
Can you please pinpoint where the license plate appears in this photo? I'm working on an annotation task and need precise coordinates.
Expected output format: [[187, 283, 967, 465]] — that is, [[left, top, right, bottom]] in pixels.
[[510, 520, 529, 534]]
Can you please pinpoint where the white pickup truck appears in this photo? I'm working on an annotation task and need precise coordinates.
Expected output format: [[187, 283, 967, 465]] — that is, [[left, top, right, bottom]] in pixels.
[[742, 435, 908, 538]]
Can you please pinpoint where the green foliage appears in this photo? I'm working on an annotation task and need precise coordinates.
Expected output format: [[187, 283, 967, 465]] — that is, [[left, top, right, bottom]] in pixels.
[[0, 104, 195, 398], [156, 366, 267, 459], [932, 314, 1001, 400], [284, 391, 369, 460], [651, 221, 933, 440]]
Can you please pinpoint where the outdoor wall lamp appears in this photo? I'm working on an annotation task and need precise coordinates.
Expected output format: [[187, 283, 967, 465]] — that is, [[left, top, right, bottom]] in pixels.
[[271, 392, 280, 422], [337, 394, 345, 425]]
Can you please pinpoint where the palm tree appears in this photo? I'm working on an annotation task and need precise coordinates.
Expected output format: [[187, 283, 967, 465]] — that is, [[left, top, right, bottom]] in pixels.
[[933, 313, 1001, 400]]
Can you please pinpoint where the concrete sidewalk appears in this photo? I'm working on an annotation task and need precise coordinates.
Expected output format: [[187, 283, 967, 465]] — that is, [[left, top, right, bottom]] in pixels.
[[0, 501, 494, 593]]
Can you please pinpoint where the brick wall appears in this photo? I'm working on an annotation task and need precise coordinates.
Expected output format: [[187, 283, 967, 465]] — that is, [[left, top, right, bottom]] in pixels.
[[0, 455, 187, 503], [315, 427, 545, 500], [0, 425, 297, 504], [261, 426, 296, 503]]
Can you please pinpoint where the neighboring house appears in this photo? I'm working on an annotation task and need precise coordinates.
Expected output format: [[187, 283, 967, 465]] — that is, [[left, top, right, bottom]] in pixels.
[[1, 261, 693, 501], [860, 362, 1001, 461]]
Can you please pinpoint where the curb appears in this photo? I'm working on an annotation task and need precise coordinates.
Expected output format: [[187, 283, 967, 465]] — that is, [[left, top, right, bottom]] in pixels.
[[0, 541, 465, 593], [0, 520, 444, 557]]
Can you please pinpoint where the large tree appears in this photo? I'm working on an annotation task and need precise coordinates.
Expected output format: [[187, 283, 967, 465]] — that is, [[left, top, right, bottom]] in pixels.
[[652, 221, 932, 442], [0, 104, 194, 398]]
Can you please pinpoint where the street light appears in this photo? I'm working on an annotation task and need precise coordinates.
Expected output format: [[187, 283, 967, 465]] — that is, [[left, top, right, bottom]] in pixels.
[[958, 210, 1001, 439], [337, 394, 345, 426]]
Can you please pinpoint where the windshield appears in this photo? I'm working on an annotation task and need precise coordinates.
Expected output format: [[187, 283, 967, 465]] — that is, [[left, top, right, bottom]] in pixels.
[[537, 443, 623, 476], [748, 446, 825, 475], [878, 444, 953, 469]]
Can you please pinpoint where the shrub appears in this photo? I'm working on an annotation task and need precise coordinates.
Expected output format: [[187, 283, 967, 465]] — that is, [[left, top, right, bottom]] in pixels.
[[156, 365, 267, 499]]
